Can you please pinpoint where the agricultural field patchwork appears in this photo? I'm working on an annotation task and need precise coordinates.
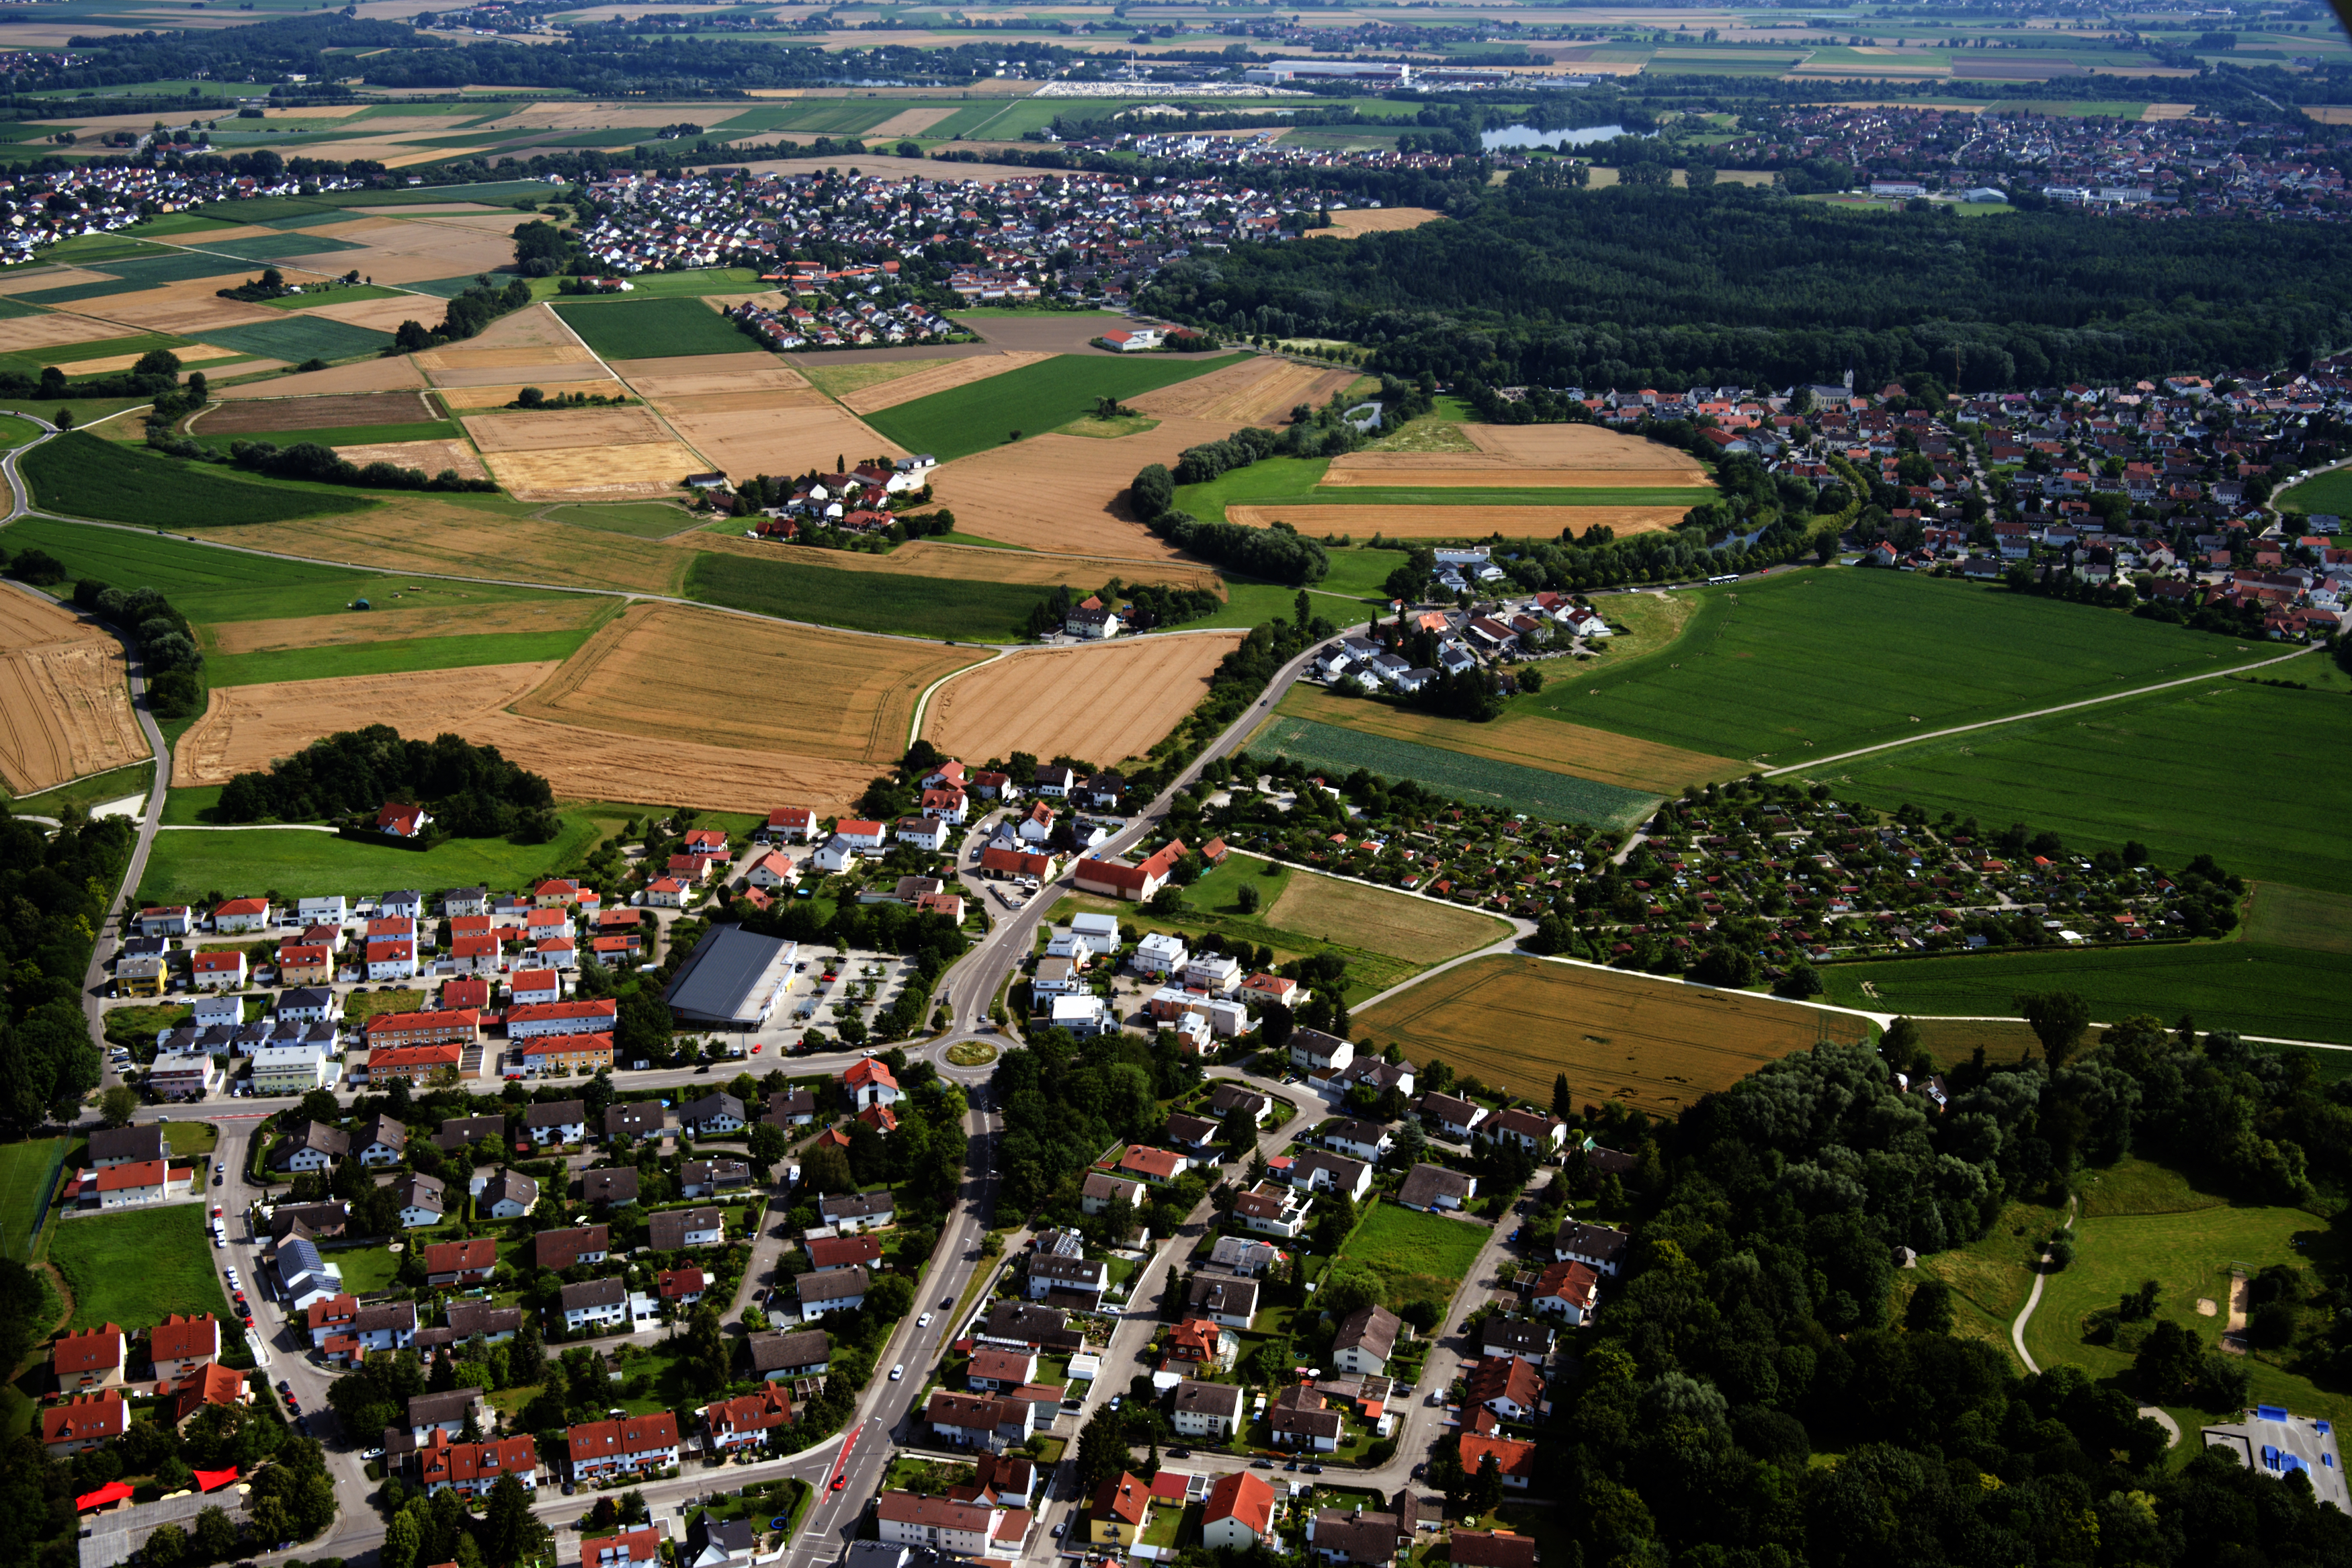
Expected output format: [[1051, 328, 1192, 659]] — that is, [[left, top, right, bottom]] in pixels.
[[0, 588, 149, 793], [1248, 714, 1659, 829], [1356, 954, 1847, 1115], [551, 296, 769, 360], [683, 550, 1053, 643], [22, 434, 372, 527], [922, 636, 1244, 769], [863, 352, 1249, 463]]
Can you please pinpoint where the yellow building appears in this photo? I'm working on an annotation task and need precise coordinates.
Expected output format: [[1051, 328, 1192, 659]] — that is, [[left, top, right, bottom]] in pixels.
[[112, 955, 166, 996], [519, 1030, 615, 1076], [1091, 1473, 1149, 1548]]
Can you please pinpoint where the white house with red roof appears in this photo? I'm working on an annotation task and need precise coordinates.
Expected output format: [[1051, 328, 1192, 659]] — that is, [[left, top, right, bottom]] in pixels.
[[745, 851, 798, 890], [211, 897, 271, 933], [507, 997, 618, 1040], [376, 802, 431, 838], [766, 806, 816, 842], [844, 1057, 901, 1109], [190, 949, 247, 990], [835, 819, 887, 849], [1202, 1471, 1277, 1551]]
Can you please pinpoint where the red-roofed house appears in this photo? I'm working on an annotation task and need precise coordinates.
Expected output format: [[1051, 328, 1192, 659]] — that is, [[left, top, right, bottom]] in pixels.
[[1458, 1432, 1538, 1490], [844, 1057, 901, 1109], [94, 1159, 184, 1209], [1116, 1146, 1189, 1185], [376, 803, 431, 838], [1202, 1471, 1277, 1551], [1074, 841, 1186, 903], [190, 949, 247, 990], [147, 1313, 219, 1379], [766, 807, 816, 842], [705, 1386, 794, 1453], [43, 1393, 126, 1454], [424, 1237, 499, 1287], [418, 1430, 540, 1497], [53, 1325, 125, 1389]]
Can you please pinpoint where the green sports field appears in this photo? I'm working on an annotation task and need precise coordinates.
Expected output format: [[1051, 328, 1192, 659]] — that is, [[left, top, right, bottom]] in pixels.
[[48, 1205, 235, 1332], [1530, 570, 2277, 768], [1833, 676, 2352, 890], [1249, 713, 1658, 829], [1819, 941, 2352, 1046], [22, 435, 372, 527], [864, 353, 1249, 464], [684, 550, 1048, 642], [138, 816, 605, 903], [551, 296, 767, 359]]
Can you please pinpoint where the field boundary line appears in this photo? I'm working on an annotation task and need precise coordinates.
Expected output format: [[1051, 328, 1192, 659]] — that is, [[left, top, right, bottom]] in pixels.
[[1760, 642, 2319, 777], [1865, 1010, 2352, 1055], [906, 646, 1013, 750]]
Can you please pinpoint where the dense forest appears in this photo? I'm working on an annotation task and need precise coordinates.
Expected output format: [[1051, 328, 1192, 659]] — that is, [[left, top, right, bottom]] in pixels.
[[212, 726, 556, 840], [1138, 181, 2352, 388], [1531, 1023, 2352, 1565], [0, 810, 133, 1127]]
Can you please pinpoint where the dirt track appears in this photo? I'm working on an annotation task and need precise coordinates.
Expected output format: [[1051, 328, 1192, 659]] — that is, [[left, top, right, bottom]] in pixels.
[[923, 634, 1244, 766]]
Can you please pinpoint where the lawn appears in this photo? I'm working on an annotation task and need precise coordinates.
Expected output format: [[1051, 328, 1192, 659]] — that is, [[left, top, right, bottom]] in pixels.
[[1173, 455, 1331, 525], [319, 1242, 403, 1295], [9, 759, 154, 817], [530, 269, 767, 302], [684, 551, 1048, 642], [0, 415, 45, 448], [22, 435, 374, 527], [1337, 1203, 1488, 1313], [548, 502, 696, 537], [1248, 853, 1511, 964], [1312, 546, 1411, 603], [1818, 941, 2352, 1047], [1, 515, 566, 623], [550, 296, 767, 360], [2244, 883, 2352, 956], [204, 624, 603, 688], [0, 1137, 68, 1260], [2277, 468, 2352, 516], [1527, 569, 2277, 769], [186, 420, 464, 454], [1247, 714, 1658, 828], [1910, 1193, 2070, 1368], [137, 816, 605, 903], [200, 315, 396, 363], [862, 352, 1248, 464], [47, 1204, 233, 1331], [259, 284, 413, 310], [2021, 1182, 2349, 1429], [1833, 677, 2352, 889]]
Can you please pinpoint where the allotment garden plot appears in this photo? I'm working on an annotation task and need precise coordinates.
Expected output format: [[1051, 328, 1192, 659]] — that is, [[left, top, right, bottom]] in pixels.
[[1357, 955, 1836, 1115]]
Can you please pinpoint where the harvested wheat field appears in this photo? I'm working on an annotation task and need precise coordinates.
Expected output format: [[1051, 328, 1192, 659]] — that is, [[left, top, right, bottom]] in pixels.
[[291, 294, 443, 333], [0, 312, 138, 353], [658, 388, 834, 415], [427, 358, 616, 390], [870, 105, 956, 137], [1227, 504, 1689, 539], [1466, 423, 1710, 475], [1314, 206, 1443, 237], [484, 441, 704, 500], [86, 286, 286, 338], [204, 596, 607, 656], [215, 356, 429, 400], [462, 305, 580, 351], [176, 661, 558, 785], [62, 345, 255, 376], [689, 533, 1222, 591], [612, 359, 811, 396], [0, 589, 147, 793], [464, 406, 667, 453], [519, 602, 980, 763], [417, 343, 599, 376], [665, 404, 901, 481], [1357, 954, 1839, 1115], [1277, 685, 1743, 795], [483, 711, 878, 814], [836, 351, 1052, 415], [200, 390, 440, 434], [437, 379, 630, 410], [1318, 464, 1707, 489], [1264, 865, 1511, 964], [1128, 358, 1357, 426], [226, 501, 688, 595], [0, 266, 116, 296], [924, 632, 1243, 767], [335, 439, 490, 482], [928, 415, 1235, 558]]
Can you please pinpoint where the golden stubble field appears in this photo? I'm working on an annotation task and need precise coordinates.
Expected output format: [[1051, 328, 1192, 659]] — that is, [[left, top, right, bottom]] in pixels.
[[834, 350, 1052, 415], [1359, 954, 1835, 1115], [686, 533, 1222, 591], [177, 657, 878, 814], [922, 633, 1245, 766], [202, 597, 608, 656], [514, 602, 980, 764], [1263, 863, 1512, 964], [1128, 357, 1359, 425], [928, 414, 1238, 558], [222, 499, 691, 597], [0, 589, 148, 793]]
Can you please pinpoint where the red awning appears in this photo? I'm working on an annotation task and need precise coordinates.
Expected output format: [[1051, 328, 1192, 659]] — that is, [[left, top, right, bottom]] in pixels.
[[194, 1467, 239, 1492], [76, 1482, 134, 1512]]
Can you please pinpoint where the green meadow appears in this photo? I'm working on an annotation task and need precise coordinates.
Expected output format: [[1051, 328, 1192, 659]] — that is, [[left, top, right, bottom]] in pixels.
[[864, 353, 1247, 464]]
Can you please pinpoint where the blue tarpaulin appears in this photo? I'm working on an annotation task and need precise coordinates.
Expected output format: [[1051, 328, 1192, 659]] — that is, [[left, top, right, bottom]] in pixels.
[[2258, 1405, 2292, 1423]]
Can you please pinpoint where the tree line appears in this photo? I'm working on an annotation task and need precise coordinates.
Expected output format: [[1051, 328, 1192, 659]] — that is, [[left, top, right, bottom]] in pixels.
[[212, 726, 558, 841]]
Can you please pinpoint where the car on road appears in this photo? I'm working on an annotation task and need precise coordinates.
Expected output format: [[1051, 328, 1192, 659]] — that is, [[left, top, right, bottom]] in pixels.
[[563, 1483, 576, 1495], [1251, 1460, 1274, 1471], [276, 1381, 290, 1393], [1282, 1461, 1298, 1473], [831, 1476, 845, 1492], [941, 1296, 954, 1309], [889, 1364, 904, 1381], [1304, 1465, 1324, 1475], [918, 1313, 932, 1327], [1169, 1448, 1191, 1459], [362, 1448, 384, 1461]]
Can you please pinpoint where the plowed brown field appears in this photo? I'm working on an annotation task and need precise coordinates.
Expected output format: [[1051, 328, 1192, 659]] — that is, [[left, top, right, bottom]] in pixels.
[[204, 597, 607, 656], [1357, 954, 1833, 1115], [215, 356, 428, 400], [1227, 504, 1689, 539], [1128, 357, 1357, 425], [923, 633, 1243, 766], [836, 351, 1051, 414], [0, 589, 147, 793], [483, 441, 704, 500], [200, 390, 439, 434], [335, 438, 489, 482], [927, 415, 1236, 558], [517, 603, 980, 763], [464, 406, 666, 453]]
